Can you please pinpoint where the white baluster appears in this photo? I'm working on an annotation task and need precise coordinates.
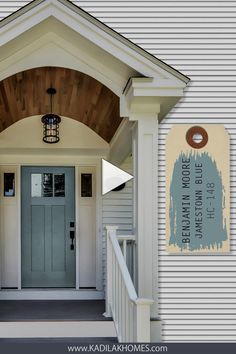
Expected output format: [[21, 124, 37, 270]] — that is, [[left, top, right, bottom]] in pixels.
[[123, 240, 127, 263]]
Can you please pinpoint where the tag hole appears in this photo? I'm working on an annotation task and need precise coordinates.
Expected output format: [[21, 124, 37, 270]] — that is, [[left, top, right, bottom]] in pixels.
[[192, 133, 203, 144], [186, 126, 208, 149]]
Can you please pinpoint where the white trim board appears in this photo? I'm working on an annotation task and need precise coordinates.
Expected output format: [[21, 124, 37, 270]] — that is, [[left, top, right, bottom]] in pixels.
[[0, 290, 104, 300], [0, 321, 116, 338]]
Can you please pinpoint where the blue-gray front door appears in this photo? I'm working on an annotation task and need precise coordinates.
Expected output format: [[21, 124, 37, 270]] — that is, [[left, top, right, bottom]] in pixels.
[[21, 166, 75, 288]]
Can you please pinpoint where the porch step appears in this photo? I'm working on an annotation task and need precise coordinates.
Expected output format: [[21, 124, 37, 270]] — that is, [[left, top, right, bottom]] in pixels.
[[0, 300, 108, 321], [0, 300, 117, 339]]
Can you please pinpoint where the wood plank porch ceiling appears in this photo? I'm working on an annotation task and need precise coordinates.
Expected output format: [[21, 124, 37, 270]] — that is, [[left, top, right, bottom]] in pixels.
[[0, 67, 121, 142]]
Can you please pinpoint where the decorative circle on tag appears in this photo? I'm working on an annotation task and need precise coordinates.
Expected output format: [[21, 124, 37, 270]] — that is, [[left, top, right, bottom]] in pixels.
[[186, 126, 208, 149]]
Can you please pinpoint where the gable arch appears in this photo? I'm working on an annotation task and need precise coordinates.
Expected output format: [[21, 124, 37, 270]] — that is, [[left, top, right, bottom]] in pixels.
[[0, 66, 121, 142], [0, 29, 130, 97]]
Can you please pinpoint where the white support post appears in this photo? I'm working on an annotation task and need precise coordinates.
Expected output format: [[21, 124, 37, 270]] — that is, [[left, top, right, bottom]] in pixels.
[[131, 113, 159, 319], [104, 225, 118, 318], [134, 298, 154, 342], [122, 78, 166, 341]]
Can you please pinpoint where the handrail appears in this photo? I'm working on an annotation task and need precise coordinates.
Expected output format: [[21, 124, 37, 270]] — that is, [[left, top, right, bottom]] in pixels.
[[105, 226, 154, 343], [117, 235, 136, 242]]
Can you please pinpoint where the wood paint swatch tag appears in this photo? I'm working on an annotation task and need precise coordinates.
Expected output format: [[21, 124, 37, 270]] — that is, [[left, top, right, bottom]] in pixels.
[[166, 125, 230, 253]]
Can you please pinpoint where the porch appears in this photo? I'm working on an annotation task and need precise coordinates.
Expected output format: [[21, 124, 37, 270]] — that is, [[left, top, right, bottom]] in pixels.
[[0, 68, 176, 342], [0, 72, 178, 342]]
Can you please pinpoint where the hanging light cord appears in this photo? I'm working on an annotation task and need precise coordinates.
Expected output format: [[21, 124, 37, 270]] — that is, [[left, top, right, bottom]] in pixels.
[[50, 92, 52, 113]]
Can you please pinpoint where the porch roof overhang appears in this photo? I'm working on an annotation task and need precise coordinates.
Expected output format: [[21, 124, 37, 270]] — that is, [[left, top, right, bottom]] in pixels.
[[0, 0, 190, 143]]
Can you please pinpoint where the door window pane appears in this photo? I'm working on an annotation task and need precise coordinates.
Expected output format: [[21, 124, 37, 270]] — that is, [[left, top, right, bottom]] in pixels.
[[43, 173, 53, 197], [81, 173, 92, 197], [54, 174, 65, 197], [31, 172, 66, 197], [4, 173, 15, 197], [31, 174, 42, 197]]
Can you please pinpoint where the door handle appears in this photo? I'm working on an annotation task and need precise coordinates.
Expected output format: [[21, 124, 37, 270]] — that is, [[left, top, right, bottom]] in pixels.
[[70, 230, 75, 250]]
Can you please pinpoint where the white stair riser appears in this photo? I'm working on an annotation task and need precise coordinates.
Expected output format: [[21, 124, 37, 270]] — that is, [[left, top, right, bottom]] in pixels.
[[0, 322, 116, 338], [0, 291, 104, 300]]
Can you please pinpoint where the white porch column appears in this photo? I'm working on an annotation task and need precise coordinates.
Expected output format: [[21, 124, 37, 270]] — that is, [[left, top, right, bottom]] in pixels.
[[120, 77, 185, 341], [131, 112, 159, 319]]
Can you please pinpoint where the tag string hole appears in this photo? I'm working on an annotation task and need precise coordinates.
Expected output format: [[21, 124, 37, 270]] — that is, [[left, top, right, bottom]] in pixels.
[[186, 126, 208, 149]]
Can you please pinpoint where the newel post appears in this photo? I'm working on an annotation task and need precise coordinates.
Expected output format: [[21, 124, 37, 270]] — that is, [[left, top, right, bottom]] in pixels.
[[104, 225, 118, 318], [134, 298, 154, 342]]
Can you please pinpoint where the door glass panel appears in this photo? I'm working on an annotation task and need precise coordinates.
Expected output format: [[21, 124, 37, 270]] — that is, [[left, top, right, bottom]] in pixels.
[[54, 174, 65, 197], [31, 174, 42, 197], [4, 173, 15, 197], [43, 173, 53, 197], [81, 173, 92, 197]]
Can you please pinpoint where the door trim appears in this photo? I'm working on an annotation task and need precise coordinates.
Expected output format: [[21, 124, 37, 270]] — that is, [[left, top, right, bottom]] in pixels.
[[17, 165, 21, 289], [75, 164, 102, 290], [75, 166, 79, 289]]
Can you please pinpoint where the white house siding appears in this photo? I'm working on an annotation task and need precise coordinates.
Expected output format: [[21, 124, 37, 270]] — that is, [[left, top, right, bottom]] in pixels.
[[0, 2, 28, 19], [1, 0, 236, 343]]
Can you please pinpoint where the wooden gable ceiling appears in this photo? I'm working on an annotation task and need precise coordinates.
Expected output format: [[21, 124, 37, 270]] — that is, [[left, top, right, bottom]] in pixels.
[[0, 67, 121, 142]]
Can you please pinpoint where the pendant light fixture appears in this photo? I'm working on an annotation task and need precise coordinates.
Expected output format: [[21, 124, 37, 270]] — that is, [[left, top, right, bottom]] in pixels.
[[41, 87, 61, 144]]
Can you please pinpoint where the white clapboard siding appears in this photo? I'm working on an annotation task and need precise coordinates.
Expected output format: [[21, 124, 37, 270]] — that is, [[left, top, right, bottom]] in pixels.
[[1, 0, 236, 343]]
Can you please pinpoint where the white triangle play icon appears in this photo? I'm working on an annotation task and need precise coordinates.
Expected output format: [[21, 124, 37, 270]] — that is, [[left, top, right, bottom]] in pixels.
[[102, 159, 133, 195]]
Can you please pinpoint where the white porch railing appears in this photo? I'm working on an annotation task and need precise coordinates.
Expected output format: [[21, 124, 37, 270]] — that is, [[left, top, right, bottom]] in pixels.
[[105, 226, 154, 343], [117, 234, 136, 284]]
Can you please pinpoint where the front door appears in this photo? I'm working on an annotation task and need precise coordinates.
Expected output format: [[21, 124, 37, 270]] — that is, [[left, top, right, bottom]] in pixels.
[[21, 166, 75, 288]]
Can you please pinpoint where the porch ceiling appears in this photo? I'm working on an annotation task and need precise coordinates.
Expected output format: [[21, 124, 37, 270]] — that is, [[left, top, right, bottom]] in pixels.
[[0, 67, 121, 142]]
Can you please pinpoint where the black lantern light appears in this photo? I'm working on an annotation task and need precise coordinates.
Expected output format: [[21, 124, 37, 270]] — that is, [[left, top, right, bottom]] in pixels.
[[41, 88, 61, 144]]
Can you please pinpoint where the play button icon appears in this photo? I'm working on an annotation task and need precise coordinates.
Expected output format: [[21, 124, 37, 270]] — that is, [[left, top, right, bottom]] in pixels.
[[102, 159, 133, 195]]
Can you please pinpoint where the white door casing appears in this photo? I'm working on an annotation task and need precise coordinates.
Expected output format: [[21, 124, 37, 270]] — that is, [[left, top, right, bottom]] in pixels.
[[78, 166, 97, 288]]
